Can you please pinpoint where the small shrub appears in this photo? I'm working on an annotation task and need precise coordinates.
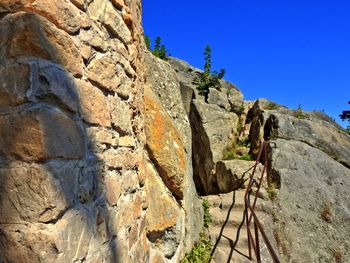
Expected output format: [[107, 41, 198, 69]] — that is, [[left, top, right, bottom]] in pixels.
[[240, 153, 253, 161], [222, 142, 237, 160], [181, 232, 213, 263], [343, 129, 350, 136], [202, 198, 212, 228], [294, 104, 305, 119], [267, 183, 278, 201], [237, 121, 243, 134], [236, 104, 245, 115], [331, 248, 344, 263], [321, 202, 333, 223], [264, 102, 279, 110], [240, 137, 251, 147], [181, 199, 213, 262]]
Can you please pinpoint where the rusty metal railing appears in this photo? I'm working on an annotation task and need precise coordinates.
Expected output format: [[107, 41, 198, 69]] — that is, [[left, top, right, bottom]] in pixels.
[[244, 141, 280, 263]]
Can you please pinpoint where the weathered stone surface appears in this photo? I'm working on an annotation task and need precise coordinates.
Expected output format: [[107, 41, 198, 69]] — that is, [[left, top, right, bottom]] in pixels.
[[0, 161, 79, 223], [76, 79, 111, 126], [145, 160, 183, 259], [249, 99, 350, 167], [88, 0, 131, 44], [70, 0, 86, 10], [87, 127, 119, 152], [0, 107, 85, 161], [190, 99, 238, 194], [266, 139, 350, 262], [0, 224, 60, 262], [32, 0, 89, 34], [32, 61, 80, 113], [109, 95, 133, 134], [79, 24, 109, 52], [144, 52, 203, 251], [208, 87, 231, 111], [0, 0, 146, 261], [0, 0, 31, 13], [103, 148, 140, 170], [144, 85, 186, 200], [105, 172, 122, 206], [87, 53, 119, 91], [0, 12, 83, 76], [111, 0, 125, 10], [119, 136, 136, 148], [221, 80, 244, 114], [265, 113, 350, 167], [216, 160, 262, 193], [0, 63, 30, 107]]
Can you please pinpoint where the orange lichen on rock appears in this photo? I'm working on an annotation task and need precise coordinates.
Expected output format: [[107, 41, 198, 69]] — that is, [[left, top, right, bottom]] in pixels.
[[144, 85, 186, 199]]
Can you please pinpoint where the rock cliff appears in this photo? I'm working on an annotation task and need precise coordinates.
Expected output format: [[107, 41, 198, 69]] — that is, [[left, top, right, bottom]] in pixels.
[[247, 99, 350, 262], [0, 1, 202, 262], [1, 1, 350, 262]]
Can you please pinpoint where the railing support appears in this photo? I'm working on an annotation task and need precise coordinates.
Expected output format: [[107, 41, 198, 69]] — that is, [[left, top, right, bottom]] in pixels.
[[244, 141, 281, 263]]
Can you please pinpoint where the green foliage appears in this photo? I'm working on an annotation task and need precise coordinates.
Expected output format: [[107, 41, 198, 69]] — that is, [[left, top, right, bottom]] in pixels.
[[240, 153, 253, 161], [193, 45, 225, 102], [144, 35, 151, 50], [264, 102, 279, 110], [202, 198, 212, 228], [267, 183, 278, 201], [222, 141, 238, 160], [236, 104, 245, 116], [181, 199, 213, 263], [222, 137, 252, 161], [144, 35, 170, 60], [344, 129, 350, 136], [340, 101, 350, 131], [181, 232, 213, 263], [294, 104, 305, 119]]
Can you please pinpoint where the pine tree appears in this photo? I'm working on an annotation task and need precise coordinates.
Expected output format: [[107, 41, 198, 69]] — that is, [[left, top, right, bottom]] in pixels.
[[340, 101, 350, 131], [193, 45, 226, 102]]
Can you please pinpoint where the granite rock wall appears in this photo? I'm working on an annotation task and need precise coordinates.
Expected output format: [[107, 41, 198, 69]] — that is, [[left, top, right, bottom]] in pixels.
[[0, 0, 168, 262]]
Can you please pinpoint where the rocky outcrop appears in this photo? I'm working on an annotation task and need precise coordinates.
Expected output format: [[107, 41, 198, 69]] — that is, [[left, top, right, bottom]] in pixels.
[[168, 57, 245, 195], [245, 98, 350, 262], [168, 57, 244, 115], [216, 160, 262, 193], [190, 100, 239, 194], [249, 99, 350, 168], [144, 52, 203, 255], [0, 0, 150, 262], [267, 139, 350, 262]]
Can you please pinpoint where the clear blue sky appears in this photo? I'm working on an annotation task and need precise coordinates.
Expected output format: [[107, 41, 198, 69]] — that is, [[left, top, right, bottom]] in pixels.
[[142, 0, 349, 128]]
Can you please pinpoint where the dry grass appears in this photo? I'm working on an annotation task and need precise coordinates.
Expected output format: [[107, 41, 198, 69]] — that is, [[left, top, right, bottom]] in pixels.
[[320, 202, 333, 223], [331, 248, 344, 263]]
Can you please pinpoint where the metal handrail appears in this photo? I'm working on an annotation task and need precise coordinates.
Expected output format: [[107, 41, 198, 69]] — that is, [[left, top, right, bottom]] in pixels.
[[244, 141, 280, 263]]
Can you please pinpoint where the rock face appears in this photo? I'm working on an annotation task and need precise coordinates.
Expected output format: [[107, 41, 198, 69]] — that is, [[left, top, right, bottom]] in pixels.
[[216, 160, 262, 193], [144, 52, 203, 254], [267, 139, 350, 262], [0, 0, 152, 262], [168, 57, 244, 196], [246, 98, 350, 262], [190, 100, 239, 194]]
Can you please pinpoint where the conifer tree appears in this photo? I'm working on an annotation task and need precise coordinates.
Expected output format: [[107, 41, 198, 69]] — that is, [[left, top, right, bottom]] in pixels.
[[193, 45, 226, 102]]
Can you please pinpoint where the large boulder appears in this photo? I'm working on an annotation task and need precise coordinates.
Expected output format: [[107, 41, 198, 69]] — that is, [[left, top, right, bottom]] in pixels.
[[216, 160, 263, 193], [266, 139, 350, 262], [190, 99, 238, 194], [144, 52, 203, 255], [249, 99, 350, 167]]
